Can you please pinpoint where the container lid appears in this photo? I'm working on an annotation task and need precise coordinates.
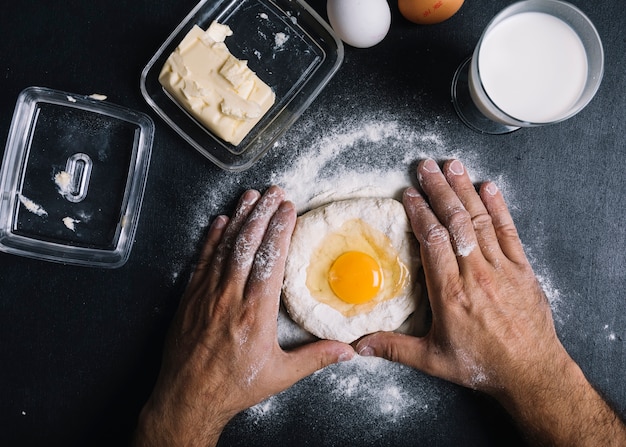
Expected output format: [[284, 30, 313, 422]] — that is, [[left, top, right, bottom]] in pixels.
[[0, 87, 154, 268]]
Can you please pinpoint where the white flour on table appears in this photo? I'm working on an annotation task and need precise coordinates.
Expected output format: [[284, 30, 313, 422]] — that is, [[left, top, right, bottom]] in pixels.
[[169, 112, 564, 313], [240, 354, 444, 446], [268, 117, 495, 213], [166, 113, 570, 440]]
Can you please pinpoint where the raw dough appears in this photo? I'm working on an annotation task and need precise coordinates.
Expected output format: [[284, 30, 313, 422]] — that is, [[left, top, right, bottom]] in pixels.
[[282, 197, 421, 343]]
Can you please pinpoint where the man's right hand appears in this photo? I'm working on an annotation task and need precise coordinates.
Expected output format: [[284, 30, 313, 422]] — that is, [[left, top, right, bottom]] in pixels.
[[356, 159, 626, 446]]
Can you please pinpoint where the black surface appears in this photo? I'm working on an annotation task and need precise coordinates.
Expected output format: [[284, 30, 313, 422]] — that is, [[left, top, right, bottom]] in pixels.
[[1, 1, 625, 446]]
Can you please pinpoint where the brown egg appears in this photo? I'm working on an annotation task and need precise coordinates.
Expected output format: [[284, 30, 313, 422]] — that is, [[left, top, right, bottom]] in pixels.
[[398, 0, 464, 25]]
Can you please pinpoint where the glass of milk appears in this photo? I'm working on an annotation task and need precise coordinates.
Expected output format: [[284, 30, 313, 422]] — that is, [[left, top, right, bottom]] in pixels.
[[451, 0, 604, 134]]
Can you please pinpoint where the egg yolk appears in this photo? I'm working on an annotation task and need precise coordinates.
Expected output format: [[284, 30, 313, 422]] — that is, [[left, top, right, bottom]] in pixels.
[[305, 218, 410, 317], [328, 251, 383, 304]]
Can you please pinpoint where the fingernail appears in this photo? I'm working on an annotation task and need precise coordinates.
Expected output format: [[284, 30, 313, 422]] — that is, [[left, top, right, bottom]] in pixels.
[[422, 159, 440, 173], [212, 215, 228, 229], [485, 182, 498, 196], [404, 187, 421, 198], [448, 160, 464, 176], [358, 346, 375, 357], [242, 189, 261, 205], [338, 351, 355, 362], [278, 200, 295, 214]]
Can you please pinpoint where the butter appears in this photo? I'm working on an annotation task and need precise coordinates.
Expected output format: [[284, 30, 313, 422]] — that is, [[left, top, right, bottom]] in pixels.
[[62, 217, 80, 232], [18, 194, 47, 217], [54, 170, 72, 195], [159, 21, 275, 146]]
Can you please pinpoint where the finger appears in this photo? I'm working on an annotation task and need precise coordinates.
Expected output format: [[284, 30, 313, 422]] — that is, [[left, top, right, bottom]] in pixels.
[[186, 215, 229, 293], [245, 200, 296, 315], [479, 182, 528, 265], [442, 159, 488, 218], [280, 340, 355, 384], [224, 186, 286, 291], [417, 159, 480, 260], [215, 189, 262, 269], [403, 186, 460, 298], [355, 332, 437, 375], [442, 160, 503, 265], [197, 216, 229, 270], [171, 214, 231, 338]]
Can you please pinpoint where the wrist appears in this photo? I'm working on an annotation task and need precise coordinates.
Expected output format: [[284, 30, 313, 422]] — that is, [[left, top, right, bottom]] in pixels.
[[495, 345, 581, 411], [133, 403, 165, 447]]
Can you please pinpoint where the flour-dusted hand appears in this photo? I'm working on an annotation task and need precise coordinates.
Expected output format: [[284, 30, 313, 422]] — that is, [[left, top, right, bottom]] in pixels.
[[134, 186, 355, 447], [356, 159, 626, 446], [358, 158, 559, 392]]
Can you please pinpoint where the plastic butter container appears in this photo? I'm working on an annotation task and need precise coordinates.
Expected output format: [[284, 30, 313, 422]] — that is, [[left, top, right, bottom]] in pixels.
[[0, 87, 154, 268], [141, 0, 343, 172]]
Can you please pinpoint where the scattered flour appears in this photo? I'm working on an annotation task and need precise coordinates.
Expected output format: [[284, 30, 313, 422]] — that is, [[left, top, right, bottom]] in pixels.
[[523, 230, 570, 326], [609, 332, 617, 341], [169, 114, 563, 320], [602, 324, 622, 342], [246, 395, 275, 422], [244, 357, 268, 388], [252, 233, 283, 283], [320, 355, 431, 420], [167, 112, 572, 445], [456, 348, 489, 389], [267, 117, 514, 215], [449, 223, 477, 258], [239, 354, 443, 445]]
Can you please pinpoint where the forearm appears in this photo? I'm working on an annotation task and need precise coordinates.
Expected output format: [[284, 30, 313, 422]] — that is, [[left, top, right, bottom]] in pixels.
[[497, 354, 626, 447], [133, 397, 227, 447]]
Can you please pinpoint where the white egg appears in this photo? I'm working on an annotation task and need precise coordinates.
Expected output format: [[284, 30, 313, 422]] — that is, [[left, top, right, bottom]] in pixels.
[[327, 0, 392, 49]]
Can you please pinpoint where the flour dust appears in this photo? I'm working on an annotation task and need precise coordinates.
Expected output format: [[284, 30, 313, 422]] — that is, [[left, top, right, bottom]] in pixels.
[[237, 355, 446, 446], [164, 112, 571, 444], [168, 113, 564, 316], [169, 115, 492, 277]]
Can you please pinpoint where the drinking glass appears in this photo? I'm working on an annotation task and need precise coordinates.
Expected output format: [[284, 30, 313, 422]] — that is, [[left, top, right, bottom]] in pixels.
[[451, 0, 604, 134]]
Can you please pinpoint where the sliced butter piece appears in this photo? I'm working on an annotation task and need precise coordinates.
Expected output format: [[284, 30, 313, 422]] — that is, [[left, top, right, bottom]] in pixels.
[[159, 22, 275, 146]]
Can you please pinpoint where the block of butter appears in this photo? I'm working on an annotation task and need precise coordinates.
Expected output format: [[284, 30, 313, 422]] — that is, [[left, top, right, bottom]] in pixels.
[[159, 21, 275, 146]]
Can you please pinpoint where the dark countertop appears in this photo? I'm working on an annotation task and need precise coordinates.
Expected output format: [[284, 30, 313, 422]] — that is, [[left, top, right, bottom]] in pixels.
[[1, 0, 625, 446]]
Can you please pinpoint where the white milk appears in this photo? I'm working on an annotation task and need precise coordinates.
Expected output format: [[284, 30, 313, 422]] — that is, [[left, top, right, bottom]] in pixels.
[[477, 12, 588, 123]]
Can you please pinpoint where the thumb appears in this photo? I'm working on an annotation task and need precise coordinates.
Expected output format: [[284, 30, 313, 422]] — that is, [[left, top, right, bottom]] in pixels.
[[283, 340, 355, 382], [355, 331, 430, 372]]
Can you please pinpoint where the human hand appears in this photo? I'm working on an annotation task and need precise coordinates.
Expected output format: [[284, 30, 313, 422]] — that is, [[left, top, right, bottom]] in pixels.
[[355, 159, 571, 396], [356, 159, 626, 446], [134, 186, 355, 447]]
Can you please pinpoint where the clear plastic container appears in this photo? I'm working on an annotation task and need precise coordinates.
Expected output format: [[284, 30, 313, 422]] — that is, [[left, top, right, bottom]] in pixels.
[[0, 87, 154, 268], [141, 0, 343, 172]]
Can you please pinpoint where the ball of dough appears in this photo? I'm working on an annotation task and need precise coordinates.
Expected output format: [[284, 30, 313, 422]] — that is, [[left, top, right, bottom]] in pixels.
[[282, 198, 421, 343]]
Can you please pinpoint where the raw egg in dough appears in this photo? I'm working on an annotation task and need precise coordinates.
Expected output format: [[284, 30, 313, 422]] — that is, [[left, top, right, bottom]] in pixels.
[[305, 218, 408, 316], [282, 197, 421, 343], [327, 0, 391, 48], [328, 251, 383, 304], [398, 0, 464, 25]]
